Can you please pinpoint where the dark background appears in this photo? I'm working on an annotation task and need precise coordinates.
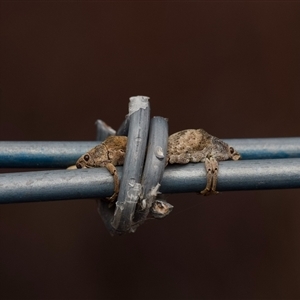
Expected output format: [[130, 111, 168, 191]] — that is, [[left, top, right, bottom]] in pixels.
[[1, 2, 300, 299]]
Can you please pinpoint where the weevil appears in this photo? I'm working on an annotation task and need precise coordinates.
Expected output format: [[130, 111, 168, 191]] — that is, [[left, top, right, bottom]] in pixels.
[[167, 129, 240, 195], [75, 136, 127, 202]]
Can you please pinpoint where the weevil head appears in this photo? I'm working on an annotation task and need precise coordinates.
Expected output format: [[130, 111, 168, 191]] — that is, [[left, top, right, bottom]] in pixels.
[[76, 152, 95, 169], [75, 143, 110, 169], [229, 146, 241, 161], [211, 139, 241, 161]]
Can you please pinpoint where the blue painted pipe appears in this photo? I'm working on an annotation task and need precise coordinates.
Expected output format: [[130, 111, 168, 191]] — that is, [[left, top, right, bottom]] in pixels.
[[0, 158, 299, 204], [0, 138, 300, 168]]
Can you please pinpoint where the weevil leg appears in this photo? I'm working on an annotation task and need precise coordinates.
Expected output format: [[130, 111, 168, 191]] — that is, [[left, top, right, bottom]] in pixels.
[[200, 157, 219, 196], [201, 157, 213, 195], [104, 162, 119, 203], [210, 157, 219, 195]]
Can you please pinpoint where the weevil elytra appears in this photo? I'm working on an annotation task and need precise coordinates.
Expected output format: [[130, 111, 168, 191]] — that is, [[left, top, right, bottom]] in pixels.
[[167, 129, 240, 195]]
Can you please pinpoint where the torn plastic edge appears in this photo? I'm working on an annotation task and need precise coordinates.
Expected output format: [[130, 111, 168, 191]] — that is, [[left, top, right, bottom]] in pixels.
[[127, 95, 149, 116]]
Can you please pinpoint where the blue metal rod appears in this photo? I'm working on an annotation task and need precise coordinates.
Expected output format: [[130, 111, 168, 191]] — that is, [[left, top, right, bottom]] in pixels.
[[0, 158, 299, 204], [111, 96, 150, 232], [135, 116, 169, 223], [227, 138, 300, 160], [95, 120, 116, 141], [0, 138, 300, 168], [0, 141, 99, 168]]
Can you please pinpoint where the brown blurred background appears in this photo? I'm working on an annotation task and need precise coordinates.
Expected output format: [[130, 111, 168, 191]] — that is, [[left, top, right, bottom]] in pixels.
[[1, 2, 300, 299]]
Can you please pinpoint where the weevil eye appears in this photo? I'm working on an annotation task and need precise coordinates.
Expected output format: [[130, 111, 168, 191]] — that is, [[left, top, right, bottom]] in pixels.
[[84, 154, 90, 161], [76, 163, 82, 169], [156, 202, 163, 209], [230, 147, 234, 154]]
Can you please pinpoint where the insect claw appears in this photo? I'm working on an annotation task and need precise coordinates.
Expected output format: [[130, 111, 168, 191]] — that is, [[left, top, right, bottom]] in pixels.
[[200, 188, 211, 196]]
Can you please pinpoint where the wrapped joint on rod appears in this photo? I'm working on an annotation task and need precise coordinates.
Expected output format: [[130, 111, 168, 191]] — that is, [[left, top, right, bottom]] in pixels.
[[1, 138, 300, 168], [98, 116, 170, 234], [0, 158, 300, 205], [111, 96, 150, 232], [135, 116, 169, 224]]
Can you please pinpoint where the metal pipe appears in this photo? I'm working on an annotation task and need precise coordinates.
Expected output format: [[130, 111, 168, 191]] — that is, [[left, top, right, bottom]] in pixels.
[[1, 138, 300, 168], [1, 158, 299, 205], [227, 138, 300, 160], [111, 96, 150, 233], [0, 141, 99, 168], [134, 116, 169, 224], [95, 120, 116, 141]]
